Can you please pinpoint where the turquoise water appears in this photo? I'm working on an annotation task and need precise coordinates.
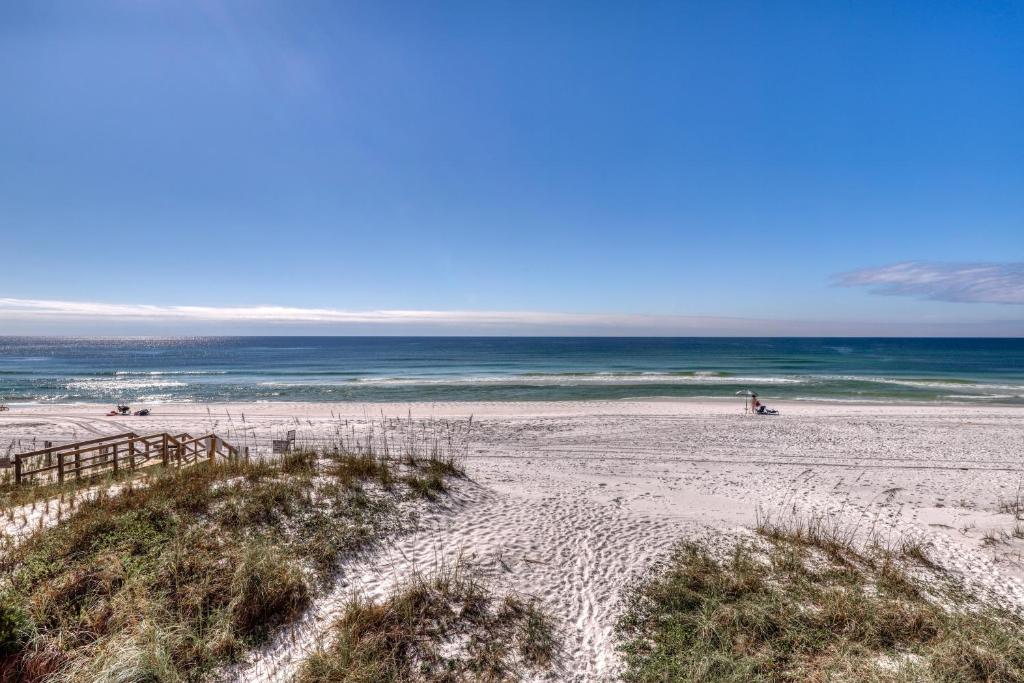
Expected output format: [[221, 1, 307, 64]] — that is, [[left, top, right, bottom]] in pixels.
[[0, 337, 1022, 405]]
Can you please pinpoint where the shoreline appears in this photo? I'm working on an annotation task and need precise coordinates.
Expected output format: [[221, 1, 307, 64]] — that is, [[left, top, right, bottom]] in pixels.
[[5, 395, 1024, 412]]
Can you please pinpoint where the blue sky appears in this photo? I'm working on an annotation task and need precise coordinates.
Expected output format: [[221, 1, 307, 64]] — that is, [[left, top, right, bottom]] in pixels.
[[1, 1, 1022, 335]]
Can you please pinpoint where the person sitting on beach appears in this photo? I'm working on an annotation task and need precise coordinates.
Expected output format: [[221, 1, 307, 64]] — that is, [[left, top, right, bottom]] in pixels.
[[751, 396, 777, 415]]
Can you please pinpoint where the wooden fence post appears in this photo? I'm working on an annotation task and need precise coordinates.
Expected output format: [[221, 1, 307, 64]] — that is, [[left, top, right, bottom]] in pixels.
[[208, 435, 217, 462], [14, 454, 21, 486], [162, 434, 169, 466], [129, 437, 137, 471], [57, 452, 65, 483], [112, 443, 119, 475], [74, 447, 81, 480]]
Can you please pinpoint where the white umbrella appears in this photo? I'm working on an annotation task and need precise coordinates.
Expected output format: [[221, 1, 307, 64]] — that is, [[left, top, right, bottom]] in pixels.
[[736, 389, 757, 413]]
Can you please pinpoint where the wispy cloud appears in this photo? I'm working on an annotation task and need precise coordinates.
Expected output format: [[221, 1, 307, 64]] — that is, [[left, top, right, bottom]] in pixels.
[[0, 297, 747, 331], [837, 262, 1024, 305], [0, 297, 1022, 337]]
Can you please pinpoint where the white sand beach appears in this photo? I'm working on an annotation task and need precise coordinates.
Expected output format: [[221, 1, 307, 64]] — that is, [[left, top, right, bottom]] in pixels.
[[3, 399, 1024, 681]]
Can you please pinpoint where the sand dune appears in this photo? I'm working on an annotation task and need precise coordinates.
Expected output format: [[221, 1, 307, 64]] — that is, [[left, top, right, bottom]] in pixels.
[[3, 399, 1024, 680]]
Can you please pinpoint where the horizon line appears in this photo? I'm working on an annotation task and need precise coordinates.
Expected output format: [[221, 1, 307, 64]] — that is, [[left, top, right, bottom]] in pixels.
[[0, 297, 1021, 337]]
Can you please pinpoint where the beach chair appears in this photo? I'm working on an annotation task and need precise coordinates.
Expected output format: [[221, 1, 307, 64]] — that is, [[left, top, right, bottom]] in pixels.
[[273, 431, 297, 455]]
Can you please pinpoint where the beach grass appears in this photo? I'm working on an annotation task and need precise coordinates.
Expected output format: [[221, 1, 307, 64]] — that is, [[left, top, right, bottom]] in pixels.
[[617, 519, 1024, 682], [0, 419, 469, 682], [0, 465, 153, 518], [298, 559, 560, 683]]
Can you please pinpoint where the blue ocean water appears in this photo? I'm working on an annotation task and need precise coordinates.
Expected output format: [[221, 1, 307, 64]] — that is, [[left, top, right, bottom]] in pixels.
[[0, 337, 1022, 405]]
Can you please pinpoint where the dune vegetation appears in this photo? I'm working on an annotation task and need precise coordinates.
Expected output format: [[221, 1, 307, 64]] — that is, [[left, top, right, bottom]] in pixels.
[[298, 559, 560, 683], [0, 420, 476, 683], [617, 514, 1024, 682]]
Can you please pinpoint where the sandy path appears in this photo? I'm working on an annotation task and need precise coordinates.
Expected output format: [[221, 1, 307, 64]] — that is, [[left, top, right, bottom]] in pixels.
[[3, 400, 1024, 681]]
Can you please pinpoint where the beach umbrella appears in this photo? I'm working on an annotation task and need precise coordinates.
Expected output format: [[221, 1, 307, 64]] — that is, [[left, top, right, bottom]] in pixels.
[[735, 389, 756, 413]]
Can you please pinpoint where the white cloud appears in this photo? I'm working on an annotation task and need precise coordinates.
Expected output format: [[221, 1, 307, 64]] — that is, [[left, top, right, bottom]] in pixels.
[[0, 297, 714, 328], [837, 262, 1024, 305], [0, 297, 1021, 336]]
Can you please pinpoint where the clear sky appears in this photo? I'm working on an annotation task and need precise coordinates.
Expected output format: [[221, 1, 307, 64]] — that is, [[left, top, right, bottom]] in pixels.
[[1, 1, 1022, 335]]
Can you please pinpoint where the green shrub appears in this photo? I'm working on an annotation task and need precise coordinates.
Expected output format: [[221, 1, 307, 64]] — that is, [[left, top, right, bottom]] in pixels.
[[0, 595, 29, 657]]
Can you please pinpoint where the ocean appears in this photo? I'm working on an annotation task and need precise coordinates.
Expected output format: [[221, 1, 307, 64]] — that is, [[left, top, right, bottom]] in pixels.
[[0, 337, 1021, 405]]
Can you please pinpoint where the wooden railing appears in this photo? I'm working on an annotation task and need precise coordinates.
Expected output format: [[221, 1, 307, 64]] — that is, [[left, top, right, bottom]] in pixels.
[[11, 431, 240, 486]]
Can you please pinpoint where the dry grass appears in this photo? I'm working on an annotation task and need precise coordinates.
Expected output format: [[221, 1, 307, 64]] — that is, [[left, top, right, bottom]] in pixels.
[[0, 418, 471, 683], [999, 484, 1024, 520], [618, 517, 1024, 682], [0, 465, 150, 516], [298, 560, 560, 683]]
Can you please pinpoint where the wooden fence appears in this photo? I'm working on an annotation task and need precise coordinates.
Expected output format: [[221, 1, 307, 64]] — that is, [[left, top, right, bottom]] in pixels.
[[11, 431, 240, 486]]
